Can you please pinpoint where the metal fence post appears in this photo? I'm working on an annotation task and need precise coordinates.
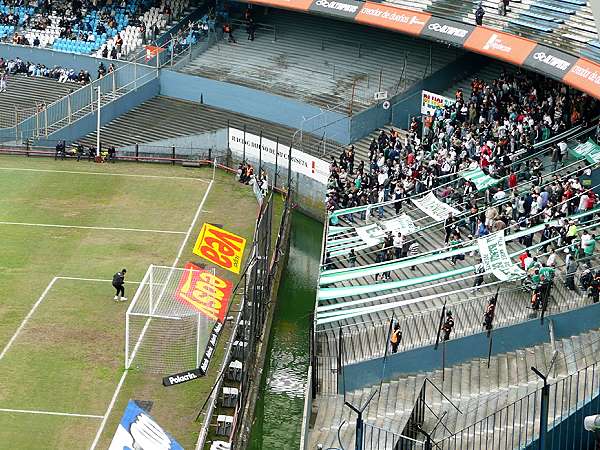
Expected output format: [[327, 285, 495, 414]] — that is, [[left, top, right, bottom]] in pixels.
[[532, 367, 550, 450], [68, 94, 72, 124]]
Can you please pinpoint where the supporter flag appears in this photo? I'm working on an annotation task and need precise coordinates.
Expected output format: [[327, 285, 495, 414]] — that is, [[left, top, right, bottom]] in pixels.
[[144, 45, 164, 61]]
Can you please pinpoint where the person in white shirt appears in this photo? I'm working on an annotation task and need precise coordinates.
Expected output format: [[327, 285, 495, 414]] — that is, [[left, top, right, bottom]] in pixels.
[[546, 249, 556, 267], [393, 233, 404, 259]]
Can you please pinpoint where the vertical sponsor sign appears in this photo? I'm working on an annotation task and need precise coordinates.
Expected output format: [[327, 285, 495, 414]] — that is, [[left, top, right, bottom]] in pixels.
[[174, 262, 233, 322], [109, 400, 184, 450], [354, 2, 430, 35], [420, 90, 456, 115], [193, 223, 247, 274], [464, 27, 536, 65]]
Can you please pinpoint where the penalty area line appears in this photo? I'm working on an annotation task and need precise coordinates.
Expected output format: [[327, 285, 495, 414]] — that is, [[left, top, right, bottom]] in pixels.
[[0, 166, 211, 183], [0, 221, 186, 235], [88, 177, 215, 450], [0, 277, 58, 361], [0, 407, 103, 419]]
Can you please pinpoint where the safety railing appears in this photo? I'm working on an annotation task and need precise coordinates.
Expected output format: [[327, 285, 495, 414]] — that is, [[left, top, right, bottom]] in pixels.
[[435, 360, 600, 449], [314, 258, 600, 395], [13, 61, 157, 142], [363, 423, 427, 450]]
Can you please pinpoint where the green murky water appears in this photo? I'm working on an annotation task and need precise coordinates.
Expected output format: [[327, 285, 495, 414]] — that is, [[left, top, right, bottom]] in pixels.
[[248, 212, 322, 449]]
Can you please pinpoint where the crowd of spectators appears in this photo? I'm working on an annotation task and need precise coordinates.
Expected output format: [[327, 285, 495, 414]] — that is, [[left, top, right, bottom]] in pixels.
[[326, 70, 600, 218], [326, 69, 600, 316], [0, 56, 111, 91]]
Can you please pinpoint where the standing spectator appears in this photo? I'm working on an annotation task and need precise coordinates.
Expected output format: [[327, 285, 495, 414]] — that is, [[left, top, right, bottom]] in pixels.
[[246, 17, 256, 41], [390, 322, 402, 354], [502, 0, 509, 15], [0, 70, 6, 93], [442, 311, 455, 341], [565, 258, 578, 291], [473, 262, 485, 289], [223, 23, 236, 43], [475, 4, 485, 25], [483, 297, 496, 334], [393, 232, 404, 260], [348, 249, 357, 268]]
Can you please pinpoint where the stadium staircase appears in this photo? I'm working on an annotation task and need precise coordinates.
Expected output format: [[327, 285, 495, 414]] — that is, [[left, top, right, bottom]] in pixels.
[[79, 95, 327, 152], [177, 9, 464, 111], [0, 75, 74, 129], [309, 326, 600, 449]]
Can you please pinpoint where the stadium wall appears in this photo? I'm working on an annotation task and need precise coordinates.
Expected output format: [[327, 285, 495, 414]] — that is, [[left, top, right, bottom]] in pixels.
[[158, 70, 352, 144], [341, 302, 600, 392]]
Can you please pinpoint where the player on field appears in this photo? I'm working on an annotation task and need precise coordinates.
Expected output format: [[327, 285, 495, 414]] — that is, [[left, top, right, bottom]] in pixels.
[[113, 268, 127, 301]]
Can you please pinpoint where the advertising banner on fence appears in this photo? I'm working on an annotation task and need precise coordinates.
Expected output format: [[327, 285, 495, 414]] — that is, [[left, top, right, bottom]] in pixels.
[[355, 2, 430, 35], [464, 27, 536, 65], [193, 223, 247, 274], [477, 230, 524, 281], [411, 192, 460, 221], [228, 127, 330, 184], [421, 17, 474, 46], [109, 400, 184, 450], [420, 90, 456, 115], [308, 0, 362, 19], [174, 262, 233, 322]]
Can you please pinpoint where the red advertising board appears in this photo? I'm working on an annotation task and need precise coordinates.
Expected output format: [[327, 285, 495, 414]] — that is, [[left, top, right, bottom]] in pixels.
[[464, 27, 537, 65], [355, 2, 430, 35], [247, 0, 313, 11], [174, 262, 232, 323], [562, 58, 600, 99]]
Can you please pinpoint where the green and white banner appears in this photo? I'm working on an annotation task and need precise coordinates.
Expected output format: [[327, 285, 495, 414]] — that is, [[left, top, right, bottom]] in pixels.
[[569, 138, 600, 164], [460, 166, 500, 191], [477, 230, 524, 281], [411, 192, 461, 221]]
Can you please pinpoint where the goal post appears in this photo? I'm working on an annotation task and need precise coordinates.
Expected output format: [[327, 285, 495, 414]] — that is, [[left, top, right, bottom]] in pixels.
[[125, 264, 217, 374]]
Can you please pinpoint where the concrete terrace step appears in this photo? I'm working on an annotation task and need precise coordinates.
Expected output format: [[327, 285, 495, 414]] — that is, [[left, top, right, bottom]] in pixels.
[[177, 8, 463, 112], [0, 75, 75, 130]]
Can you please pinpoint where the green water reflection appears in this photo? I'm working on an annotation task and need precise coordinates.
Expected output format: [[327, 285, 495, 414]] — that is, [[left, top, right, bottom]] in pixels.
[[249, 212, 323, 449]]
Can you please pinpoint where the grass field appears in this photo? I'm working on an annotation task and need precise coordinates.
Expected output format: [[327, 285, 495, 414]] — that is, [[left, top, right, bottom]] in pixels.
[[0, 156, 267, 449]]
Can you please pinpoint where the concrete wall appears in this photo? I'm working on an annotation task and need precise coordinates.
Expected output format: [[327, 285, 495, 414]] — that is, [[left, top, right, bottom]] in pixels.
[[341, 302, 600, 392], [159, 70, 352, 144]]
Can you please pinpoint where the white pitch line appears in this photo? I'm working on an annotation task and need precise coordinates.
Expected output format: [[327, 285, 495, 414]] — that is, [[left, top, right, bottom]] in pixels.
[[0, 221, 186, 235], [0, 407, 103, 419], [0, 277, 58, 361], [57, 276, 144, 285], [89, 176, 215, 450], [0, 166, 211, 183]]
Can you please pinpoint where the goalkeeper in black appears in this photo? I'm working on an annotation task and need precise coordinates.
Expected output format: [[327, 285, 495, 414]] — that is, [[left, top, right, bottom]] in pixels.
[[112, 269, 127, 302]]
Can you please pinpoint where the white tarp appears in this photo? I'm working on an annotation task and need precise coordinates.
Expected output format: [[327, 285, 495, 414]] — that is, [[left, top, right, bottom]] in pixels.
[[477, 230, 524, 281], [421, 90, 456, 115], [228, 127, 330, 184], [411, 192, 461, 222]]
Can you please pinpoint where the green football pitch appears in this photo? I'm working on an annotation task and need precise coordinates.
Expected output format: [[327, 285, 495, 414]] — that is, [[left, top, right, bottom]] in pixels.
[[0, 156, 261, 449]]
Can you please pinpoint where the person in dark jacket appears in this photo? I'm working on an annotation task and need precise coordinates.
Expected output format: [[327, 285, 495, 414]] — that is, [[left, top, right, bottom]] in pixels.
[[475, 4, 485, 25], [112, 268, 127, 301]]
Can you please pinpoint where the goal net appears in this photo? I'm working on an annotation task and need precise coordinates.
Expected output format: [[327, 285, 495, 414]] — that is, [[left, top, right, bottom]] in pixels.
[[125, 264, 217, 374]]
